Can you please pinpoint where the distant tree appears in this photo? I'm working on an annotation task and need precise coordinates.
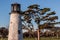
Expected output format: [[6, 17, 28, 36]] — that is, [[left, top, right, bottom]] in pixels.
[[22, 24, 34, 38], [21, 4, 60, 40], [0, 27, 8, 38]]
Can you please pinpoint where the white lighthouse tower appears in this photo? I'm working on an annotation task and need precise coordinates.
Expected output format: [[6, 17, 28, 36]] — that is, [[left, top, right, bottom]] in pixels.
[[8, 3, 23, 40]]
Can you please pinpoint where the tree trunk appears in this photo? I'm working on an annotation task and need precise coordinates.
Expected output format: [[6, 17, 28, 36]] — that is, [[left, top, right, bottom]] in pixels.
[[57, 33, 58, 38], [37, 29, 40, 40]]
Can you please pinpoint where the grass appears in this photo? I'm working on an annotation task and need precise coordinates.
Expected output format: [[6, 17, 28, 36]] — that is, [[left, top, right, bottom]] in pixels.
[[1, 37, 60, 40], [0, 38, 7, 40], [24, 37, 60, 40], [40, 37, 60, 40]]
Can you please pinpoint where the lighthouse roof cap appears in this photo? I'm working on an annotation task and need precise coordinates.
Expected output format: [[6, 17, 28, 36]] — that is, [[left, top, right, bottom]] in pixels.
[[13, 2, 19, 4], [11, 2, 20, 6]]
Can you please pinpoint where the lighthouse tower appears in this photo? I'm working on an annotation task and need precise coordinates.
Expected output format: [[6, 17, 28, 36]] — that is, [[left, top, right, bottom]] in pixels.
[[8, 3, 23, 40]]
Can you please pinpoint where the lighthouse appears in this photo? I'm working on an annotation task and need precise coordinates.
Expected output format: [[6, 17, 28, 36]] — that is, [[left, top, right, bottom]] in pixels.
[[8, 3, 23, 40]]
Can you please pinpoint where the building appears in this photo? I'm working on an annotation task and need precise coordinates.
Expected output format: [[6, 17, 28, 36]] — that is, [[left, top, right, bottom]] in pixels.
[[8, 3, 23, 40]]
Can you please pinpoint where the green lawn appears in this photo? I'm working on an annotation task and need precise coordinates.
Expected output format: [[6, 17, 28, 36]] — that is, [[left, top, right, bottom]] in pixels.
[[40, 37, 60, 40], [1, 37, 60, 40], [24, 37, 60, 40]]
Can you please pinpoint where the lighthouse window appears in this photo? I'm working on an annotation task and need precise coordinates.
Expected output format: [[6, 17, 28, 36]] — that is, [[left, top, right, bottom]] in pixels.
[[14, 6, 17, 11], [18, 30, 20, 34], [11, 6, 14, 11], [17, 6, 20, 11]]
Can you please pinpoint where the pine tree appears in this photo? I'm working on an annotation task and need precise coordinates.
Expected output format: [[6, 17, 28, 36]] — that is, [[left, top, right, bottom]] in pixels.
[[22, 4, 60, 40]]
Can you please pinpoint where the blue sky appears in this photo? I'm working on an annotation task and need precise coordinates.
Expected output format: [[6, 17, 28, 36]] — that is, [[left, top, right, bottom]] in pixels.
[[0, 0, 60, 27]]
